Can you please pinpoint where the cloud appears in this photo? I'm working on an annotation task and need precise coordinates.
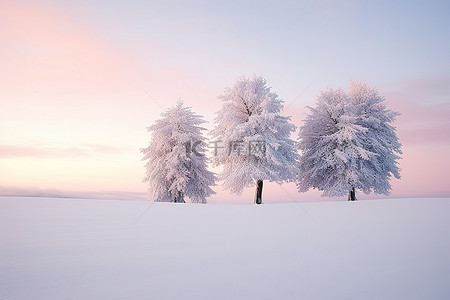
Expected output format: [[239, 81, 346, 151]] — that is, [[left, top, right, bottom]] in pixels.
[[0, 0, 136, 97], [0, 0, 224, 112], [0, 144, 131, 158], [0, 185, 147, 201], [383, 77, 450, 105], [382, 77, 450, 145]]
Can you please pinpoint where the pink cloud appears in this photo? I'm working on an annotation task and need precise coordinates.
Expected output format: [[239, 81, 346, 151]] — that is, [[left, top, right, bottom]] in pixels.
[[0, 0, 224, 111], [0, 185, 147, 201], [0, 144, 130, 158], [378, 77, 450, 198], [382, 77, 450, 145], [383, 77, 450, 104], [0, 1, 137, 97]]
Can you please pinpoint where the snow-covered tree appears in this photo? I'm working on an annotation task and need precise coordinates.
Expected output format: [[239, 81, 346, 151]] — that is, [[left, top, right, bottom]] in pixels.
[[297, 83, 401, 200], [211, 76, 298, 204], [141, 101, 215, 203], [349, 81, 402, 196]]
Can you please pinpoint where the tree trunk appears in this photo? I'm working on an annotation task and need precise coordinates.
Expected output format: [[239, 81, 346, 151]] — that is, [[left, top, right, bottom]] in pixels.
[[255, 180, 263, 204], [348, 187, 357, 201], [174, 191, 185, 203]]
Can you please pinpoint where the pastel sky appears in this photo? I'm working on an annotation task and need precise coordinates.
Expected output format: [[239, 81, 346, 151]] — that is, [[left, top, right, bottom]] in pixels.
[[1, 0, 449, 203]]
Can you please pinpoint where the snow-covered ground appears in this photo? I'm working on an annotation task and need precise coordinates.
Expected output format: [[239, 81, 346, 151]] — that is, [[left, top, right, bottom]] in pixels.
[[1, 197, 449, 300]]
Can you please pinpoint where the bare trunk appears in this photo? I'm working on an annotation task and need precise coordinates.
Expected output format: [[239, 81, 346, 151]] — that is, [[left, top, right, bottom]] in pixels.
[[348, 187, 357, 201], [174, 191, 185, 203], [255, 180, 263, 204]]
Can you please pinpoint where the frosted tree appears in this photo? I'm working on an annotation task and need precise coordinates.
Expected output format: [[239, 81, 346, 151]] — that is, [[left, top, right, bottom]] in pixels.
[[141, 101, 215, 203], [211, 76, 298, 204], [297, 88, 374, 200], [297, 83, 401, 200], [348, 81, 402, 196]]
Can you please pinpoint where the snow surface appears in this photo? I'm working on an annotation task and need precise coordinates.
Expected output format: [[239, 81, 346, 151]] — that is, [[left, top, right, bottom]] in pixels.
[[1, 197, 449, 300]]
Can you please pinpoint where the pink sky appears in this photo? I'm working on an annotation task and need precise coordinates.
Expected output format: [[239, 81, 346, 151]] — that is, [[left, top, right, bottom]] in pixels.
[[1, 0, 449, 202]]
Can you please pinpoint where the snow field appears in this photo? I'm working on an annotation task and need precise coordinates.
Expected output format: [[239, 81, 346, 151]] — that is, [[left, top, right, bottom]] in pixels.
[[1, 197, 449, 299]]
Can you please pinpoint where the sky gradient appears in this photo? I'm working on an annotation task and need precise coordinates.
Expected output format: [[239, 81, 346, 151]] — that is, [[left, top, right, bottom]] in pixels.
[[1, 0, 449, 203]]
